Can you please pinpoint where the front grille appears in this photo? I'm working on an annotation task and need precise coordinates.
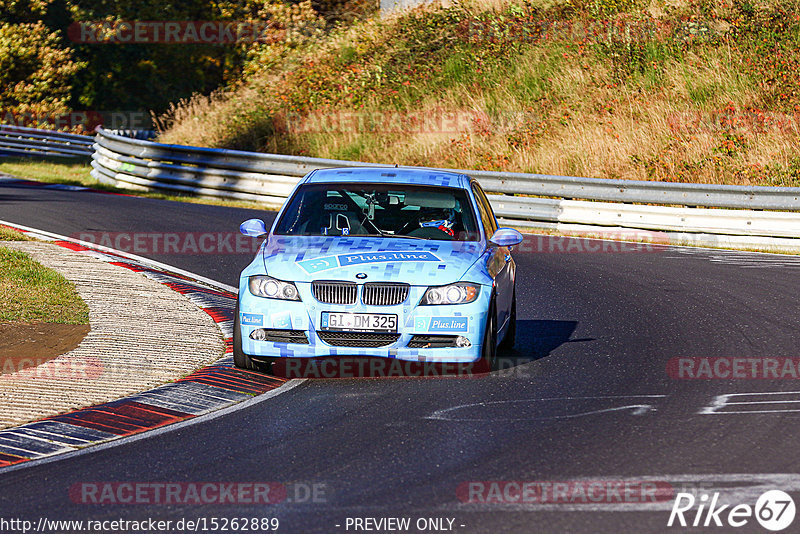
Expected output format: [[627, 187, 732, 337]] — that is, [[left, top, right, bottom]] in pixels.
[[318, 331, 401, 348], [251, 329, 309, 344], [313, 281, 357, 304], [362, 283, 410, 306], [407, 335, 459, 348]]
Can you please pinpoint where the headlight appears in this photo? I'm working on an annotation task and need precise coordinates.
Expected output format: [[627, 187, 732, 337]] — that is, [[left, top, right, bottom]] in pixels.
[[421, 283, 479, 305], [249, 275, 300, 301]]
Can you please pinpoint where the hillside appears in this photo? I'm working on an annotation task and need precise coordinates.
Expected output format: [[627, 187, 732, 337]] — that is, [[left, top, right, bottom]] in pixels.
[[157, 0, 800, 186]]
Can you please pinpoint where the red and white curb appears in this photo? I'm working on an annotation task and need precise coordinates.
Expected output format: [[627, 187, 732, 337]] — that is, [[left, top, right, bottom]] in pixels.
[[0, 220, 300, 470]]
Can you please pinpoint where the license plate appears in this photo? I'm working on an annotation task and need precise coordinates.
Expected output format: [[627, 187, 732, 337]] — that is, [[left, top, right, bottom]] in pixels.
[[320, 312, 398, 332]]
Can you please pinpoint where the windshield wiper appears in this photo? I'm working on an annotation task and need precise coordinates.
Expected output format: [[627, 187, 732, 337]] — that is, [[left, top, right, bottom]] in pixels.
[[385, 234, 426, 240], [348, 231, 426, 240]]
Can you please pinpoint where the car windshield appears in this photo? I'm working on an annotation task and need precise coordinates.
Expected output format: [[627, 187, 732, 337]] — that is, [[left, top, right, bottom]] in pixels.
[[274, 183, 480, 241]]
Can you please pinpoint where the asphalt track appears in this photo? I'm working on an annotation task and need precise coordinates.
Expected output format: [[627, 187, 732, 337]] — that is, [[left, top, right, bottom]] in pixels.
[[2, 181, 800, 533]]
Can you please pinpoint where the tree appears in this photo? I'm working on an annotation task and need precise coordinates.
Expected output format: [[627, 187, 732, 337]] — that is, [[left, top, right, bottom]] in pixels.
[[0, 21, 83, 120]]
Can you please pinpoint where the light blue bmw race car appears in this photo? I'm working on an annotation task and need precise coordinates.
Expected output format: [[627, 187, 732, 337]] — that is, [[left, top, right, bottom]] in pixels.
[[233, 166, 522, 374]]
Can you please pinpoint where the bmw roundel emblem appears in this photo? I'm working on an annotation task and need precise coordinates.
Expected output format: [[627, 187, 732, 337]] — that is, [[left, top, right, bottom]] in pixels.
[[356, 273, 367, 280]]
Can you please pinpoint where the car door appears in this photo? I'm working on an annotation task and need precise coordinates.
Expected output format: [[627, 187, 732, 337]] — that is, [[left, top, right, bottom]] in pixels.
[[471, 182, 514, 334]]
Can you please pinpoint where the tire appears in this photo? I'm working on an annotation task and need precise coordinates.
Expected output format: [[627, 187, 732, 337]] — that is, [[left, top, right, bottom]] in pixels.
[[479, 299, 497, 372], [233, 300, 256, 370], [253, 356, 277, 372], [499, 290, 516, 352]]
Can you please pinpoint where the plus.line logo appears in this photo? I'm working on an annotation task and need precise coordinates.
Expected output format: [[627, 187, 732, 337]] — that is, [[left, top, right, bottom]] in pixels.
[[668, 490, 796, 531]]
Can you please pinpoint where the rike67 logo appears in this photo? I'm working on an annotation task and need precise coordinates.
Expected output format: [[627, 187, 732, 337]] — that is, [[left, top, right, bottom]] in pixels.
[[668, 490, 796, 531]]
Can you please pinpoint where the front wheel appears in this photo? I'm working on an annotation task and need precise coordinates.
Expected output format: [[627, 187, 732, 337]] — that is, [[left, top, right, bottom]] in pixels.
[[233, 301, 257, 370], [479, 301, 497, 372], [499, 290, 516, 351]]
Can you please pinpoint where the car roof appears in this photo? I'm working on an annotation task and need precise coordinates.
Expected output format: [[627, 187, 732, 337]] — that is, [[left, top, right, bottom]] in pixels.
[[303, 167, 471, 189]]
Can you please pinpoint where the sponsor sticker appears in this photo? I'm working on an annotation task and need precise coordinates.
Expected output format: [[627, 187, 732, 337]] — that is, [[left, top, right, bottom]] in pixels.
[[270, 311, 292, 329], [241, 313, 263, 326], [429, 317, 469, 332], [297, 256, 338, 274], [338, 251, 441, 266], [412, 317, 469, 332], [298, 251, 442, 274]]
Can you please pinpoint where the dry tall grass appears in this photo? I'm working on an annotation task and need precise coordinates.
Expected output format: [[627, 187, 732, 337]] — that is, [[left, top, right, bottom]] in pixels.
[[157, 0, 800, 186]]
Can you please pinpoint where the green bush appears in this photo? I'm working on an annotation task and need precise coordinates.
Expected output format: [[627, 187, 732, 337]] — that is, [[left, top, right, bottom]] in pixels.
[[0, 21, 83, 116]]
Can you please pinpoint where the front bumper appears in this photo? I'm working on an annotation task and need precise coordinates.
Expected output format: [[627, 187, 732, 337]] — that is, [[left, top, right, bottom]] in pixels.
[[238, 280, 491, 363]]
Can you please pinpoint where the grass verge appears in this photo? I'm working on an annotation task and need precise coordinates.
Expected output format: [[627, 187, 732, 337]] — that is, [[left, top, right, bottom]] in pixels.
[[0, 226, 29, 241], [0, 246, 89, 324]]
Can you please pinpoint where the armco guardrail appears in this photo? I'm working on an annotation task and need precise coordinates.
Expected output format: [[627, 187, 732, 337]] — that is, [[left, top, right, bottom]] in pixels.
[[90, 129, 393, 205], [0, 125, 94, 158], [90, 128, 800, 243], [470, 169, 800, 211], [489, 196, 800, 238]]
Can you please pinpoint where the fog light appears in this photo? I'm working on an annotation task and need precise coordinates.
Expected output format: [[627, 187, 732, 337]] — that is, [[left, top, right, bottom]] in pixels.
[[250, 329, 268, 341], [456, 336, 471, 348]]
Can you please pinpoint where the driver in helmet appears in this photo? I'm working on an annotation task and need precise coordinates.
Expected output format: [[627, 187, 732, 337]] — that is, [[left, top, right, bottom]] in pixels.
[[418, 207, 456, 237]]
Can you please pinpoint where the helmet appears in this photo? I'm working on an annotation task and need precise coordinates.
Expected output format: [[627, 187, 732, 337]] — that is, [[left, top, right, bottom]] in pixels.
[[419, 207, 456, 236]]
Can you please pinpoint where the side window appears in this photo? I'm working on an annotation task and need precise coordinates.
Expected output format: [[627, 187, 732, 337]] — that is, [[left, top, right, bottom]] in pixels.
[[471, 183, 497, 237]]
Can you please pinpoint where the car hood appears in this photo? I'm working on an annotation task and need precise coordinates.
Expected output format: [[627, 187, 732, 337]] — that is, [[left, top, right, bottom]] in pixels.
[[261, 236, 485, 285]]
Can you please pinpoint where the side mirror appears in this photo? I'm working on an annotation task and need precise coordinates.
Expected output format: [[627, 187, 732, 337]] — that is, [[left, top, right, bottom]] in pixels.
[[489, 227, 523, 247], [240, 219, 268, 238]]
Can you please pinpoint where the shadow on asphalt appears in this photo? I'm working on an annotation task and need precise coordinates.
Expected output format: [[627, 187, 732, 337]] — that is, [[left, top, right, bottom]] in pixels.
[[259, 319, 586, 379], [496, 319, 587, 370]]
